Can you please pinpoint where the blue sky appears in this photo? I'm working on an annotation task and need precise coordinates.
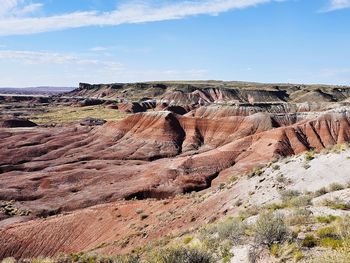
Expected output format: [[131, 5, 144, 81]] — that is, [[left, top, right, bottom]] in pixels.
[[0, 0, 349, 87]]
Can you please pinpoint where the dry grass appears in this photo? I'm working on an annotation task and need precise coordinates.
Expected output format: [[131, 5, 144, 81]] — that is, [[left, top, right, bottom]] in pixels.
[[29, 105, 127, 124]]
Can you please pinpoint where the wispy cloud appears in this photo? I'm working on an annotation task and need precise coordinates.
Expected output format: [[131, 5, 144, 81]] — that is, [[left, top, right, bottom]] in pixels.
[[0, 49, 209, 86], [0, 0, 282, 36], [0, 49, 122, 70], [321, 0, 350, 12], [89, 46, 108, 52], [0, 0, 43, 17]]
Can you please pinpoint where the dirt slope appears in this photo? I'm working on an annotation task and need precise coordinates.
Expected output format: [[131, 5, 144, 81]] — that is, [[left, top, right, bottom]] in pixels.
[[2, 81, 350, 259], [1, 107, 350, 258]]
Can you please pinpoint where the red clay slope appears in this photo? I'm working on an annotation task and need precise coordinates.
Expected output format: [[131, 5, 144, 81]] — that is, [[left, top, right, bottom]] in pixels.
[[1, 109, 350, 258]]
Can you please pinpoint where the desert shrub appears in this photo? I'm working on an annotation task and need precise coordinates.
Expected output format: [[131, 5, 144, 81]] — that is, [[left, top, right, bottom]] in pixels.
[[229, 175, 238, 183], [322, 198, 350, 210], [328, 183, 345, 192], [279, 190, 312, 208], [288, 195, 312, 208], [279, 190, 300, 203], [216, 217, 247, 245], [55, 253, 140, 263], [151, 247, 214, 263], [301, 234, 317, 248], [335, 216, 350, 239], [264, 202, 286, 211], [306, 240, 350, 263], [303, 163, 311, 169], [269, 242, 303, 262], [304, 150, 315, 162], [253, 211, 289, 247], [199, 236, 232, 262], [270, 244, 280, 256], [183, 236, 193, 244], [314, 187, 328, 197], [198, 224, 233, 261], [331, 144, 347, 153], [319, 237, 343, 249], [247, 167, 264, 178], [293, 250, 304, 262], [272, 165, 280, 170], [287, 208, 312, 225], [238, 205, 259, 219], [316, 226, 338, 239], [316, 215, 338, 224], [276, 174, 289, 184]]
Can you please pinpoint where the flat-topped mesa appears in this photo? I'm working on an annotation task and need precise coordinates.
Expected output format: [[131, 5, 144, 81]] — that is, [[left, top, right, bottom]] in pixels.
[[68, 81, 350, 106]]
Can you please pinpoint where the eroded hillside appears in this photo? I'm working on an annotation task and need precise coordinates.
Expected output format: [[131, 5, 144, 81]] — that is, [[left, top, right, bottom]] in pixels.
[[1, 81, 350, 261]]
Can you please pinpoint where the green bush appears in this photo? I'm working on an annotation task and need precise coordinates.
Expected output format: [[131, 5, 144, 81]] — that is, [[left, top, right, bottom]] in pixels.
[[287, 208, 312, 225], [238, 205, 259, 219], [54, 253, 140, 263], [328, 183, 345, 192], [152, 247, 214, 263], [293, 250, 304, 262], [335, 216, 350, 239], [304, 150, 315, 162], [269, 242, 304, 262], [247, 167, 264, 178], [264, 203, 286, 211], [216, 217, 247, 245], [314, 187, 328, 197], [183, 236, 193, 244], [253, 211, 289, 247], [319, 237, 343, 249], [272, 165, 280, 170], [322, 198, 350, 210], [276, 174, 287, 183], [288, 195, 312, 208], [301, 234, 317, 248], [279, 190, 312, 208], [316, 215, 338, 224], [316, 226, 338, 239], [279, 190, 300, 203], [307, 240, 350, 263]]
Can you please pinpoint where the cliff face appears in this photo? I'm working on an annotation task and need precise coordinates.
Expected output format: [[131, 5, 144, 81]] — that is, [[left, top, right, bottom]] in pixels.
[[69, 81, 350, 105]]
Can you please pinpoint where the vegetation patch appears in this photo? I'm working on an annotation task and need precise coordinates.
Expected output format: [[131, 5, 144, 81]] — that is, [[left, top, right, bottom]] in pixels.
[[316, 215, 338, 224], [30, 105, 126, 124], [253, 211, 289, 247], [322, 198, 350, 210]]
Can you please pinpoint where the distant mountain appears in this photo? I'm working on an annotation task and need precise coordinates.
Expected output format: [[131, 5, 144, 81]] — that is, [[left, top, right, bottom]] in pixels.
[[0, 86, 76, 95]]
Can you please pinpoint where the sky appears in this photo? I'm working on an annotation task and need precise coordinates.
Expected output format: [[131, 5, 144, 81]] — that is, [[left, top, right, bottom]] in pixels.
[[0, 0, 349, 87]]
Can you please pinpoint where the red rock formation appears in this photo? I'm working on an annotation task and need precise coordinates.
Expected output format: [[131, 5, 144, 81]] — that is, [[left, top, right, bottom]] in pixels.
[[1, 109, 350, 259]]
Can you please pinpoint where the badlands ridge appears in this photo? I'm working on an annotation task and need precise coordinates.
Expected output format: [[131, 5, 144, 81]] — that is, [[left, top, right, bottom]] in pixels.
[[1, 81, 350, 260]]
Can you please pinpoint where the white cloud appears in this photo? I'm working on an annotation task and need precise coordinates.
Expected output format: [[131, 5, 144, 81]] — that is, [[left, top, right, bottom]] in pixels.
[[0, 0, 282, 36], [0, 49, 122, 69], [0, 0, 42, 17], [89, 47, 108, 52], [322, 0, 350, 12]]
